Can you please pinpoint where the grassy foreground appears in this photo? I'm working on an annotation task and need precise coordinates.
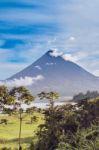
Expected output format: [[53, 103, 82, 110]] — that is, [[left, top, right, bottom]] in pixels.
[[0, 112, 44, 149]]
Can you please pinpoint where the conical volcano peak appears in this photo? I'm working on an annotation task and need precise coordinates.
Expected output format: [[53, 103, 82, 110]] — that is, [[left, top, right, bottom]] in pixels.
[[8, 49, 99, 96], [46, 49, 72, 62], [47, 49, 59, 53], [47, 49, 63, 57], [46, 49, 55, 53]]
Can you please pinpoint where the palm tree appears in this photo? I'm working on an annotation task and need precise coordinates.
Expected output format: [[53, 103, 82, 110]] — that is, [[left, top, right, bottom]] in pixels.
[[10, 86, 35, 150]]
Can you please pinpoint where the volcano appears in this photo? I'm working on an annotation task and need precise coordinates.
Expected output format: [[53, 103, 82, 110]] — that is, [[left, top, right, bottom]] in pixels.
[[8, 50, 99, 96]]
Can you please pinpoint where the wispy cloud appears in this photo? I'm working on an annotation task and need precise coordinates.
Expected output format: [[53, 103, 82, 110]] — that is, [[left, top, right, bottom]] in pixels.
[[0, 75, 44, 87], [0, 0, 99, 78]]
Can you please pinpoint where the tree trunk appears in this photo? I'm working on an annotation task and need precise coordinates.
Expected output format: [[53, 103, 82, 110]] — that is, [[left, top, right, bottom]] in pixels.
[[19, 110, 22, 150], [50, 98, 54, 108]]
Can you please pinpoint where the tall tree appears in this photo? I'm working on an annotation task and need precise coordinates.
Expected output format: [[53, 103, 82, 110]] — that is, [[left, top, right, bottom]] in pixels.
[[37, 91, 59, 150], [10, 86, 35, 150], [0, 85, 15, 112]]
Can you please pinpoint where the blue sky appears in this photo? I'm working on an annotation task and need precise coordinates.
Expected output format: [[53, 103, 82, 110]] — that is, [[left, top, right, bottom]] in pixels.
[[0, 0, 99, 79]]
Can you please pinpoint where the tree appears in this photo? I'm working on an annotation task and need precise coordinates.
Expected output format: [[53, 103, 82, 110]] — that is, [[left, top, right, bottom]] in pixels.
[[0, 85, 15, 112], [26, 107, 38, 124], [38, 91, 59, 107], [35, 95, 99, 150], [37, 91, 59, 150], [10, 86, 35, 150]]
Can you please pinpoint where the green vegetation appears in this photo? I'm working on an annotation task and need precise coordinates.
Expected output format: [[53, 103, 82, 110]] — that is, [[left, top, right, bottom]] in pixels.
[[0, 85, 44, 150], [0, 112, 44, 149], [38, 91, 59, 107], [9, 86, 35, 149], [0, 85, 99, 150], [34, 96, 99, 150], [73, 91, 99, 101]]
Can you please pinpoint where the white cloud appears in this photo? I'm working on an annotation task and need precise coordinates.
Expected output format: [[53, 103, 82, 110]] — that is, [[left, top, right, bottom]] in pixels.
[[62, 54, 78, 62], [62, 51, 90, 62], [0, 75, 44, 87], [49, 49, 63, 57]]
